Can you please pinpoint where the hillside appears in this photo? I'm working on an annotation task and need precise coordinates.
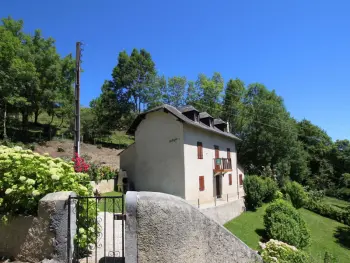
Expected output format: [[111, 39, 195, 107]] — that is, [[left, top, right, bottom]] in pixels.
[[34, 139, 123, 169]]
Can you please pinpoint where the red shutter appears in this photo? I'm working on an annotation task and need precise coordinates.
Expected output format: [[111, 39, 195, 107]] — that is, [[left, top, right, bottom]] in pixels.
[[229, 174, 232, 185], [227, 148, 231, 159], [197, 142, 203, 159], [199, 176, 205, 191], [239, 174, 243, 186]]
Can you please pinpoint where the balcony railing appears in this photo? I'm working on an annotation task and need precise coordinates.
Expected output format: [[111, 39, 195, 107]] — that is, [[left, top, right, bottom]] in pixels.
[[213, 158, 232, 172]]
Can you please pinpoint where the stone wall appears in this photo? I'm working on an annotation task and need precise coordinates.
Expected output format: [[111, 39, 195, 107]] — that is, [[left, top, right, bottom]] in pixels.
[[125, 191, 261, 263], [90, 179, 115, 193], [0, 191, 76, 263], [200, 198, 245, 225]]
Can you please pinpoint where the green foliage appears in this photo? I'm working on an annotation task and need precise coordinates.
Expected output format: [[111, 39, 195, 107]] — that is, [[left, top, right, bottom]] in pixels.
[[88, 162, 116, 182], [0, 145, 95, 250], [264, 177, 279, 203], [324, 252, 339, 263], [261, 239, 313, 263], [285, 181, 308, 209], [305, 199, 350, 226], [243, 175, 266, 210], [243, 175, 278, 209], [264, 200, 310, 248]]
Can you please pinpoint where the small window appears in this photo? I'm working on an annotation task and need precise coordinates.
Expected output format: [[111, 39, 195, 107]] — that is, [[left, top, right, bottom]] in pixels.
[[197, 142, 203, 159], [227, 148, 231, 159], [228, 174, 232, 185], [239, 174, 243, 186], [199, 176, 205, 191]]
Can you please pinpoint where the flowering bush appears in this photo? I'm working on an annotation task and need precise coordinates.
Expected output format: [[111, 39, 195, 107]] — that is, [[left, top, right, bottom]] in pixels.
[[72, 152, 90, 173], [88, 162, 116, 182], [0, 146, 95, 252], [260, 239, 313, 263]]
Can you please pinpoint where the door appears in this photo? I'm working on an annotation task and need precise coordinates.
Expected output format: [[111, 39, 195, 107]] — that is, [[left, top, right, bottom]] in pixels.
[[216, 175, 221, 198], [214, 145, 220, 170]]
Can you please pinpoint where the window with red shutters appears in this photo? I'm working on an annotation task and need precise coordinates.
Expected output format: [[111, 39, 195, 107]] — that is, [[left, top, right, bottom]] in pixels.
[[199, 176, 205, 191], [227, 148, 231, 159], [239, 174, 243, 186], [229, 174, 232, 185], [197, 142, 203, 159]]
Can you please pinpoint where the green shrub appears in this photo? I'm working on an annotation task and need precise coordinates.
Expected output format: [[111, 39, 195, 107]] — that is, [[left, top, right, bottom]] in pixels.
[[264, 177, 279, 203], [243, 175, 266, 210], [261, 239, 313, 263], [0, 146, 95, 250], [285, 181, 307, 209], [275, 190, 284, 199], [305, 199, 350, 226], [324, 252, 338, 263], [264, 199, 310, 248]]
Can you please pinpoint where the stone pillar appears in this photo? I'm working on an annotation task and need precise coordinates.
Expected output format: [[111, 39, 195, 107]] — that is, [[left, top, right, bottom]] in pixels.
[[5, 191, 77, 263], [38, 191, 77, 262]]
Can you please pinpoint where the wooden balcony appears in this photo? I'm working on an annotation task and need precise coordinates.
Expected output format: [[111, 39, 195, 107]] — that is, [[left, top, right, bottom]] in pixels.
[[213, 158, 232, 173]]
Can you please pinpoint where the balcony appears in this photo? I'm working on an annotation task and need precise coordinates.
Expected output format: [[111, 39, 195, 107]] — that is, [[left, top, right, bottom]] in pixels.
[[213, 158, 232, 173]]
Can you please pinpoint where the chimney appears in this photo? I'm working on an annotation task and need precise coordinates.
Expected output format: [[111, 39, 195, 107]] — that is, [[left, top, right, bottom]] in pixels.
[[226, 122, 230, 132]]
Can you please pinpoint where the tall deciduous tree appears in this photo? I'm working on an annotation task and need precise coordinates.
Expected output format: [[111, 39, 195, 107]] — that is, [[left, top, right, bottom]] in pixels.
[[222, 78, 245, 134], [163, 76, 186, 107], [112, 49, 156, 113]]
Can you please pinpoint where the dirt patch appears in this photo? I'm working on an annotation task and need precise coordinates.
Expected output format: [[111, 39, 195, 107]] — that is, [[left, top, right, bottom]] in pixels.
[[34, 139, 122, 169]]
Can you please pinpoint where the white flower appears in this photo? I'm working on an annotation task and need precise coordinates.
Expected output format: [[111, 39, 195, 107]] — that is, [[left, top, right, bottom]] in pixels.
[[32, 190, 40, 196], [13, 146, 23, 151], [79, 228, 85, 234], [51, 174, 60, 181], [5, 188, 13, 195], [26, 179, 35, 185], [19, 176, 26, 181]]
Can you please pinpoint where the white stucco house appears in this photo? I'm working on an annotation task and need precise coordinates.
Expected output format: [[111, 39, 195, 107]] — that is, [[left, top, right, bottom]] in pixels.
[[119, 104, 245, 203]]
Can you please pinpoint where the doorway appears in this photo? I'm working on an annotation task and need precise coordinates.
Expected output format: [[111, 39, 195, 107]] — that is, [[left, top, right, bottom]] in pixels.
[[215, 175, 222, 198]]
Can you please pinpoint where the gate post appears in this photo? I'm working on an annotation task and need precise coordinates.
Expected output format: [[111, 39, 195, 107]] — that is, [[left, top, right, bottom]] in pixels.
[[38, 191, 77, 263]]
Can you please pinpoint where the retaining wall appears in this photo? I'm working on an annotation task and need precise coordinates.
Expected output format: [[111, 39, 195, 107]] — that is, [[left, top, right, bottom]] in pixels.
[[0, 191, 76, 263], [90, 179, 115, 193], [200, 198, 245, 225], [125, 191, 261, 263]]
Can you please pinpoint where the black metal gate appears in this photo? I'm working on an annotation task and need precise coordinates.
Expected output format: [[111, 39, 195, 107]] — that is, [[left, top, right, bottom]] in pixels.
[[67, 195, 125, 263]]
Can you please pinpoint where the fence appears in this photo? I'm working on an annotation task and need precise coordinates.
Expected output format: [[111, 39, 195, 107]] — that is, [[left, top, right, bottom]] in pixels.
[[187, 192, 244, 209]]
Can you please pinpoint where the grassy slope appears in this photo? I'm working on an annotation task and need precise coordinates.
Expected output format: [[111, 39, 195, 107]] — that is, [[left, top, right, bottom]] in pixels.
[[324, 196, 350, 209], [225, 204, 350, 263]]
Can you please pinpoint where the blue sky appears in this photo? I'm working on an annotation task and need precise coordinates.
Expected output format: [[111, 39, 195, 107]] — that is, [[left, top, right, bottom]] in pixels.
[[2, 0, 349, 140]]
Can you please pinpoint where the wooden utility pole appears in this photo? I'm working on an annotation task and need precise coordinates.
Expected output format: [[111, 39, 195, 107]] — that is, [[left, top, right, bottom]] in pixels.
[[74, 42, 82, 156]]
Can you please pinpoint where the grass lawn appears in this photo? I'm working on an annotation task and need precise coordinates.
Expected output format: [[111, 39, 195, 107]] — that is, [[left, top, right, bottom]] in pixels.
[[98, 191, 124, 213], [225, 204, 350, 263], [324, 196, 350, 210]]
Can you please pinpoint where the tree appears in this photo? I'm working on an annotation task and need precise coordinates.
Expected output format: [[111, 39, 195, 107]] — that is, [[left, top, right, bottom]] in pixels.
[[112, 49, 156, 113], [297, 120, 334, 189], [222, 78, 245, 134], [163, 76, 186, 107], [238, 84, 299, 179], [0, 19, 22, 139], [194, 73, 223, 116]]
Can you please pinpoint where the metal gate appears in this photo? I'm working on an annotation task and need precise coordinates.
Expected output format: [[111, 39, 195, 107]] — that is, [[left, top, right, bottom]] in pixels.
[[67, 195, 125, 263]]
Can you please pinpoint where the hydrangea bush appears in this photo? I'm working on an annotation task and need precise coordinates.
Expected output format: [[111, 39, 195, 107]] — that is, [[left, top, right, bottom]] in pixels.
[[0, 146, 96, 252], [260, 239, 313, 263]]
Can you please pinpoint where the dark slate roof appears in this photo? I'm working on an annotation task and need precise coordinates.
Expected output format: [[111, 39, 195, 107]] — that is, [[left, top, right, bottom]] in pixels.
[[126, 104, 241, 141], [199, 112, 213, 119], [178, 105, 199, 113], [214, 118, 226, 125]]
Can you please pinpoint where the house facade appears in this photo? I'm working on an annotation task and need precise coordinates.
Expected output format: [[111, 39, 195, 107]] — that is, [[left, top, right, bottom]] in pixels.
[[119, 104, 244, 203]]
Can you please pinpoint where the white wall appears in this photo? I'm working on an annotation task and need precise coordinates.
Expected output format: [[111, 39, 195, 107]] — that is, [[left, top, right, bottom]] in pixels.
[[120, 143, 136, 188], [125, 111, 185, 198], [183, 125, 238, 202], [237, 164, 245, 197]]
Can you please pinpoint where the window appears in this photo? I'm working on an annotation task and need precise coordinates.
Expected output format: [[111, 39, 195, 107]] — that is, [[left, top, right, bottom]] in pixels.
[[227, 148, 231, 159], [239, 174, 243, 186], [228, 174, 232, 185], [199, 176, 205, 191], [197, 142, 203, 159]]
